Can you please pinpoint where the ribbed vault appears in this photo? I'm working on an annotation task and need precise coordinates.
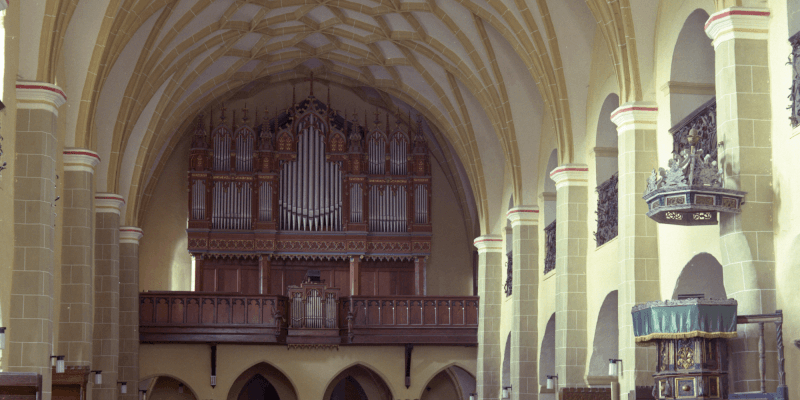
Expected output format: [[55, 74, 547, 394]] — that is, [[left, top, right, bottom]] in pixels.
[[19, 0, 614, 233]]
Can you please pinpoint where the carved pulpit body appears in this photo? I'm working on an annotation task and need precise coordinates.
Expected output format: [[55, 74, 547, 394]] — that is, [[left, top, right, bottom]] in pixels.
[[186, 91, 433, 296], [632, 299, 737, 400]]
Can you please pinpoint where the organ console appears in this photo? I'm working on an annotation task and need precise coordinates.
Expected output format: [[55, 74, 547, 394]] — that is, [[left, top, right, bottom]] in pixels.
[[187, 84, 432, 297]]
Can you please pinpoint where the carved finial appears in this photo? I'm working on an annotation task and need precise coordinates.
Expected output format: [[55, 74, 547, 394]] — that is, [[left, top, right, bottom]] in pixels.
[[688, 128, 700, 147], [374, 108, 380, 126], [196, 112, 205, 130], [254, 109, 258, 124], [395, 113, 401, 127], [242, 103, 249, 123], [220, 104, 227, 121], [327, 82, 331, 108], [292, 84, 296, 105], [232, 110, 237, 130]]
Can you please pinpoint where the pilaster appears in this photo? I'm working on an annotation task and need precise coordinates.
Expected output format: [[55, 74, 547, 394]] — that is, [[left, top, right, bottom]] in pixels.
[[549, 165, 589, 389], [611, 104, 661, 400], [706, 8, 776, 393], [93, 194, 124, 400], [474, 235, 503, 400], [506, 206, 540, 400], [9, 82, 66, 400], [118, 227, 143, 400]]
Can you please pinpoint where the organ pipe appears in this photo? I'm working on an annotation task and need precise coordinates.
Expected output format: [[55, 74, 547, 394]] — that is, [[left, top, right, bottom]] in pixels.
[[190, 102, 430, 234]]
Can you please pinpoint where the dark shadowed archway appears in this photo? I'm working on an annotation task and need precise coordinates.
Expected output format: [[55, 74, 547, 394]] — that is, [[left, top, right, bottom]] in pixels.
[[671, 253, 726, 300], [227, 363, 297, 400], [238, 374, 280, 400], [323, 365, 392, 400]]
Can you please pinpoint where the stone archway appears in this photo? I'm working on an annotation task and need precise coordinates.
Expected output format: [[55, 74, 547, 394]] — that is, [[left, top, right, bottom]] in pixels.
[[671, 253, 726, 300], [227, 363, 297, 400], [238, 374, 280, 400], [322, 365, 392, 400]]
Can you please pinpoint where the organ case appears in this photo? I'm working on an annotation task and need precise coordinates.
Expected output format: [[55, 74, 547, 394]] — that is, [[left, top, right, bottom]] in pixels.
[[187, 90, 432, 295]]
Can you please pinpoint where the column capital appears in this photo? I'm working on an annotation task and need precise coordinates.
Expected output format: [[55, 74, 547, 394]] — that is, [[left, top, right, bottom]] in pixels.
[[119, 227, 143, 244], [16, 81, 67, 115], [705, 8, 770, 49], [64, 148, 100, 173], [95, 193, 125, 215], [506, 205, 539, 227], [610, 102, 658, 135], [473, 235, 503, 254], [549, 164, 589, 190]]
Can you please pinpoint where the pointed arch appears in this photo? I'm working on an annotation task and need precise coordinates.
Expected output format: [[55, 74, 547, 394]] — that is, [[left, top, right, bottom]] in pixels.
[[321, 364, 393, 400], [226, 362, 297, 400]]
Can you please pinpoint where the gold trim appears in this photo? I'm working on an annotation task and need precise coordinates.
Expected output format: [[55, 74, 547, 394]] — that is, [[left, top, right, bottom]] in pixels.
[[635, 331, 737, 342]]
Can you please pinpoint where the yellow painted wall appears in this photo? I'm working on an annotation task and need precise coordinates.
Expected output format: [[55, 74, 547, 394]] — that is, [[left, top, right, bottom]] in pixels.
[[140, 344, 476, 400], [139, 135, 192, 291], [767, 1, 800, 399]]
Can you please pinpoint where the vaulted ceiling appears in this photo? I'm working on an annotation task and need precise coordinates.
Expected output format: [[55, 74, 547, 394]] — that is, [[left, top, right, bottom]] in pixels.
[[18, 0, 650, 233]]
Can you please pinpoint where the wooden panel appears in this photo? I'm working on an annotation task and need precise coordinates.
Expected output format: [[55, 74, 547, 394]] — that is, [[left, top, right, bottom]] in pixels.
[[52, 385, 81, 400], [377, 271, 392, 295], [437, 300, 450, 325], [217, 298, 231, 323], [140, 297, 154, 323], [219, 269, 240, 292], [409, 300, 422, 325], [360, 271, 375, 296], [398, 270, 414, 295], [202, 298, 216, 323], [396, 300, 409, 325], [156, 298, 169, 323], [241, 269, 260, 294], [335, 270, 350, 295], [271, 270, 285, 295], [366, 299, 381, 325], [186, 298, 200, 324], [170, 298, 185, 323], [452, 300, 465, 325], [247, 299, 261, 324], [381, 300, 395, 325], [202, 269, 217, 291], [231, 298, 246, 324], [423, 299, 436, 325]]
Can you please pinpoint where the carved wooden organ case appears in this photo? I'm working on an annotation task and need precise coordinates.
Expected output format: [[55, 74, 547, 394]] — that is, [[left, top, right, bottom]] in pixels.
[[187, 93, 433, 294]]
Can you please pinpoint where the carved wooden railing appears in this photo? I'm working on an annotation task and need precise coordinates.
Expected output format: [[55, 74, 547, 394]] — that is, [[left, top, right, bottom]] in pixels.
[[342, 296, 479, 345], [595, 172, 618, 247], [139, 291, 288, 343], [140, 292, 479, 345], [544, 220, 556, 274], [504, 252, 513, 297], [669, 97, 717, 159], [560, 387, 611, 400], [790, 32, 800, 127]]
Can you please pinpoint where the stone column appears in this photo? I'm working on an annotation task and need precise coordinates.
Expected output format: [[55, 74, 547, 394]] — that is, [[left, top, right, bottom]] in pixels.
[[474, 235, 503, 400], [549, 165, 589, 389], [118, 227, 143, 400], [705, 8, 777, 393], [9, 82, 66, 400], [93, 194, 125, 400], [58, 149, 100, 368], [611, 105, 661, 400], [506, 206, 540, 400]]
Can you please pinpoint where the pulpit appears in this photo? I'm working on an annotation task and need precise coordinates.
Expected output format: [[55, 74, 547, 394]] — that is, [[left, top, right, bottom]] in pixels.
[[632, 299, 738, 400], [632, 299, 788, 400]]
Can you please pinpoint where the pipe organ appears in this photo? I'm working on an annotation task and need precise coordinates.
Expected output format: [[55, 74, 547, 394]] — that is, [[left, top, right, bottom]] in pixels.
[[187, 86, 432, 296]]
